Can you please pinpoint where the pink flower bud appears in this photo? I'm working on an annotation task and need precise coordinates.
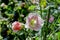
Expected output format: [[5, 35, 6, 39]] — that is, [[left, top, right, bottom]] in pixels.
[[12, 21, 22, 32], [49, 15, 54, 23]]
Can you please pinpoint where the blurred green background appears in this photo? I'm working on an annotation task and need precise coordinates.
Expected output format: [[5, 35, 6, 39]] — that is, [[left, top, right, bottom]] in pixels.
[[0, 0, 60, 40]]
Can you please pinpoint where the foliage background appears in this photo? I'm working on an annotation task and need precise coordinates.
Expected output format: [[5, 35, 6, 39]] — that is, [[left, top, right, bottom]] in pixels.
[[0, 0, 60, 40]]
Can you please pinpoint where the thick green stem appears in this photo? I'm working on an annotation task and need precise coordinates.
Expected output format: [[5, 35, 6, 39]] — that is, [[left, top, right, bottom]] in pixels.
[[40, 6, 43, 17], [43, 7, 51, 40]]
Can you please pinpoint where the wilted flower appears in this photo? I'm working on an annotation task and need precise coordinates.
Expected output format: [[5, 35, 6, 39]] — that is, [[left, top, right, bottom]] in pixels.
[[21, 2, 25, 7], [49, 15, 54, 23], [26, 13, 44, 31], [12, 21, 22, 32], [1, 3, 6, 7], [31, 0, 39, 4]]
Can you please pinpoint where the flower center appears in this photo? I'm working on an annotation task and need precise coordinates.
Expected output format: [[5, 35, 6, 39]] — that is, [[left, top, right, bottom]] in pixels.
[[30, 19, 37, 27]]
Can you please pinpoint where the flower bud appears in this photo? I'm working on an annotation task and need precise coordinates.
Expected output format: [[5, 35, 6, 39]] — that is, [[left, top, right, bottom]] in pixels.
[[12, 21, 22, 32]]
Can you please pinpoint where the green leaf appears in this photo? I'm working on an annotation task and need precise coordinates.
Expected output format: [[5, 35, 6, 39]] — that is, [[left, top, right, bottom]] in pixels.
[[28, 5, 36, 11]]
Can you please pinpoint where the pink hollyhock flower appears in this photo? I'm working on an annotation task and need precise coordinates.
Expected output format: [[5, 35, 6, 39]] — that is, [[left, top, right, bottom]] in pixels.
[[26, 13, 44, 31], [12, 21, 22, 32], [49, 15, 54, 23]]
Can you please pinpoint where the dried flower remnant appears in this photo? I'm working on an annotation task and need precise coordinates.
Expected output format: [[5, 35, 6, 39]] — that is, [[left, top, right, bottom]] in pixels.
[[1, 3, 6, 7], [31, 0, 39, 4]]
